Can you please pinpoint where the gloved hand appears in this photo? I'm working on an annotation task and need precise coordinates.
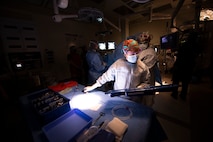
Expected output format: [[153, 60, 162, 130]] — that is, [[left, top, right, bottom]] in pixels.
[[83, 86, 95, 93], [83, 83, 101, 93], [136, 83, 150, 89]]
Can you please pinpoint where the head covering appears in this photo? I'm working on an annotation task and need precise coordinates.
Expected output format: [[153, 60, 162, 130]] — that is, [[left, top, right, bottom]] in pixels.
[[123, 39, 141, 54], [136, 32, 152, 44], [89, 40, 98, 50]]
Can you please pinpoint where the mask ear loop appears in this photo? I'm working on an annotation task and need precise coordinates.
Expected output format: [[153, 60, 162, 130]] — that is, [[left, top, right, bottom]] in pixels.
[[122, 45, 128, 54], [122, 49, 127, 54]]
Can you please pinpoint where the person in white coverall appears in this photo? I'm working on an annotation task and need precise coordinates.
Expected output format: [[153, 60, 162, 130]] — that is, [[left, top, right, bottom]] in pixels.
[[136, 32, 162, 106], [83, 39, 151, 103]]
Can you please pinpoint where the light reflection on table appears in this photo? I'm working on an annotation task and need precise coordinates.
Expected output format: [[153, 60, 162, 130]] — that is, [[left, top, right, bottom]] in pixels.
[[19, 84, 167, 142]]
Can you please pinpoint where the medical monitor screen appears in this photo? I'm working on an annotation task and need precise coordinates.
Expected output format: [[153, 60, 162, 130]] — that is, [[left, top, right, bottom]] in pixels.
[[108, 41, 115, 50], [98, 42, 106, 50], [160, 32, 179, 49]]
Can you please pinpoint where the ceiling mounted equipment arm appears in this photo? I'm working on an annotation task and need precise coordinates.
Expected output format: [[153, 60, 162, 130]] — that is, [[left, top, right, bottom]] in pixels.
[[104, 18, 121, 32], [53, 0, 59, 14], [170, 0, 185, 29], [52, 0, 78, 22]]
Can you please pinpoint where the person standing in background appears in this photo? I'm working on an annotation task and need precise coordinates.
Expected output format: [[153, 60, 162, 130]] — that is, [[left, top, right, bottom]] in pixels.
[[79, 45, 89, 85], [136, 32, 162, 106], [67, 45, 83, 83], [86, 40, 108, 86], [171, 30, 199, 100]]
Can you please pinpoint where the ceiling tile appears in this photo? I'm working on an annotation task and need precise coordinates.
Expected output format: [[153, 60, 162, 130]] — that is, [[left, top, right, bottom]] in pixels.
[[113, 5, 135, 16]]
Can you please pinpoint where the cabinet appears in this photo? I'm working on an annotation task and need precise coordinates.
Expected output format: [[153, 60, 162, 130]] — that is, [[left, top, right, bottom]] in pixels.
[[0, 17, 41, 72]]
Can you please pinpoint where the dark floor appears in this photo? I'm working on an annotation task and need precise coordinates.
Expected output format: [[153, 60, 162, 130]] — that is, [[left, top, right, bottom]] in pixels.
[[189, 77, 213, 142], [153, 73, 213, 142], [1, 73, 213, 142], [2, 98, 33, 142]]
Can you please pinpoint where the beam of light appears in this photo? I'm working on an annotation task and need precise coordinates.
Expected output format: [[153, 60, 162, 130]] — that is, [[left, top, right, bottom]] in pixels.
[[69, 92, 102, 110]]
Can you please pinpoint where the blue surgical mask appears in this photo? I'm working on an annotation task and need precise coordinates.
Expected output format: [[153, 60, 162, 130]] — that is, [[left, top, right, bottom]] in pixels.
[[126, 54, 138, 63]]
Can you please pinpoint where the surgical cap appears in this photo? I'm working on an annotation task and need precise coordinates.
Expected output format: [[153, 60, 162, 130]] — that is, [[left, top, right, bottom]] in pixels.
[[137, 32, 152, 44], [123, 39, 141, 54]]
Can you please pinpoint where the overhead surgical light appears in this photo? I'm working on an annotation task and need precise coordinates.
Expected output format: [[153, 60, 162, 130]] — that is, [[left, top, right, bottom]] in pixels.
[[51, 0, 121, 31], [78, 7, 104, 23], [52, 1, 103, 23], [132, 0, 151, 3]]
